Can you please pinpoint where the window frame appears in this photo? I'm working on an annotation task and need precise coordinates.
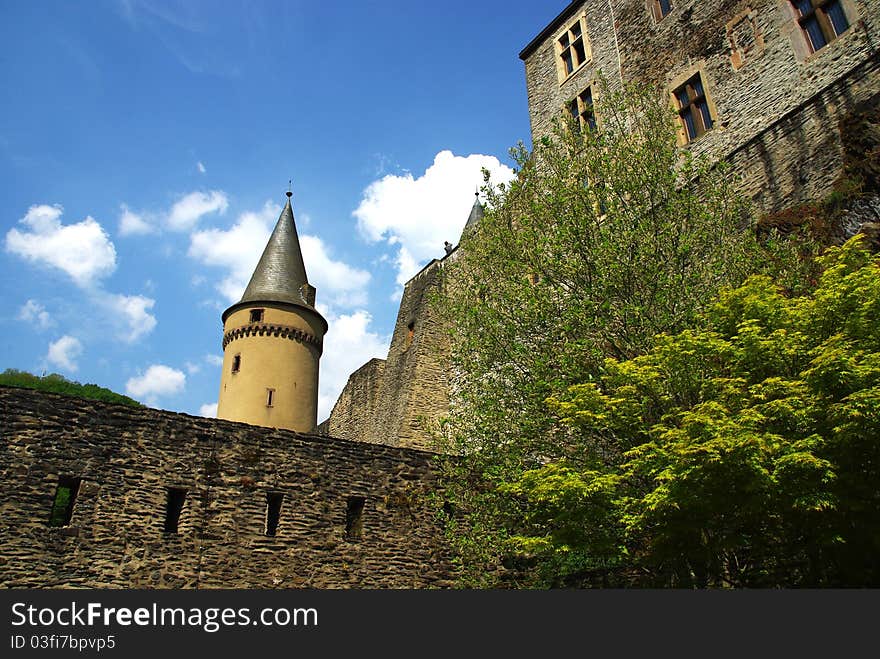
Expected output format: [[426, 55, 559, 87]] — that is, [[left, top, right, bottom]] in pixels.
[[554, 13, 591, 83], [791, 0, 850, 53], [651, 0, 673, 23], [671, 72, 715, 144], [566, 86, 597, 132]]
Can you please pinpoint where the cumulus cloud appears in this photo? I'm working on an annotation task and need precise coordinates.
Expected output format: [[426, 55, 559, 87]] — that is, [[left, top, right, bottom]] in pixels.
[[199, 402, 218, 418], [188, 202, 371, 308], [46, 335, 83, 373], [96, 293, 157, 343], [126, 364, 186, 406], [5, 204, 117, 286], [166, 190, 228, 231], [18, 299, 52, 330], [317, 309, 389, 422], [118, 204, 156, 236], [353, 150, 515, 285]]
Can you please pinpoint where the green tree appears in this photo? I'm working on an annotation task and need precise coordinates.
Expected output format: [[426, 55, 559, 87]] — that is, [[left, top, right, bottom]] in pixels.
[[523, 236, 880, 587], [437, 80, 809, 587], [0, 369, 143, 407]]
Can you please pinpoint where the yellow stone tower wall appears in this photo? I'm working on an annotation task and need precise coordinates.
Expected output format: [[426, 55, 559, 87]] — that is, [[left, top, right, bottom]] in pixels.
[[217, 302, 325, 432]]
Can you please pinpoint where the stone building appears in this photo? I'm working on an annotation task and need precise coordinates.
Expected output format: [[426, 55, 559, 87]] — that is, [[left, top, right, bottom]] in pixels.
[[326, 0, 880, 451], [520, 0, 880, 212], [320, 195, 484, 451]]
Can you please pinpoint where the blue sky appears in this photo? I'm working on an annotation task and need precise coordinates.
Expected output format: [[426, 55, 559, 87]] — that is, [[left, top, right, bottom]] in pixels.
[[0, 0, 563, 421]]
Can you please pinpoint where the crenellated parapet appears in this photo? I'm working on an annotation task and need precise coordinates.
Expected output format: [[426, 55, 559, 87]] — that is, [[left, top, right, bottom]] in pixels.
[[222, 322, 322, 353]]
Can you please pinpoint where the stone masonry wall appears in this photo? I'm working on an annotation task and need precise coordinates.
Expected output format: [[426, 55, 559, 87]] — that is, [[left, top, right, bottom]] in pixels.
[[522, 0, 880, 211], [324, 257, 451, 451], [0, 386, 453, 589]]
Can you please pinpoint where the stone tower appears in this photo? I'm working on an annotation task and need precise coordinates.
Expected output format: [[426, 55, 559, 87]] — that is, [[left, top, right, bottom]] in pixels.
[[217, 192, 328, 432]]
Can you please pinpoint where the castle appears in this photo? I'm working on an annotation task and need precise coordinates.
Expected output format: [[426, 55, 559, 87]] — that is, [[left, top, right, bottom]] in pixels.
[[1, 0, 877, 588], [323, 0, 880, 451]]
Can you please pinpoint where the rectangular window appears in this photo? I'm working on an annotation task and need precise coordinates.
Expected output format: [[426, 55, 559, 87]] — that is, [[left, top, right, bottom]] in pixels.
[[231, 354, 241, 373], [556, 16, 589, 79], [673, 73, 714, 142], [164, 487, 187, 534], [567, 87, 596, 132], [792, 0, 850, 52], [345, 496, 365, 541], [249, 309, 264, 323], [48, 476, 81, 527], [266, 388, 275, 407], [652, 0, 673, 22], [265, 492, 284, 537]]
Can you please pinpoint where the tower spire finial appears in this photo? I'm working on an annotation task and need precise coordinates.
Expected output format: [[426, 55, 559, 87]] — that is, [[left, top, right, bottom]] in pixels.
[[286, 179, 292, 199]]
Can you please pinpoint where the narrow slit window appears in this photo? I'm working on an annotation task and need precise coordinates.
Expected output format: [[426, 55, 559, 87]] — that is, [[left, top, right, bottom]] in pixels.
[[345, 496, 365, 541], [406, 321, 415, 347], [266, 388, 275, 407], [164, 487, 187, 534], [265, 492, 284, 537], [48, 476, 81, 527], [249, 309, 264, 323], [231, 354, 241, 373]]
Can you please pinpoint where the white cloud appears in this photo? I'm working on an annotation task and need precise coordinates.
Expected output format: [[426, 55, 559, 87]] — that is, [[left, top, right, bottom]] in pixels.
[[317, 309, 389, 422], [197, 161, 206, 174], [204, 354, 224, 367], [5, 204, 117, 286], [185, 361, 201, 375], [188, 202, 371, 308], [118, 204, 156, 236], [353, 150, 515, 285], [18, 299, 52, 330], [126, 364, 186, 406], [98, 293, 157, 343], [199, 402, 218, 417], [46, 335, 83, 373], [167, 190, 228, 231]]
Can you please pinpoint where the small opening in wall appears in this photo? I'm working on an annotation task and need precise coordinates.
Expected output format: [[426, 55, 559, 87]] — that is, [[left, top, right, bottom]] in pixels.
[[164, 487, 187, 534], [48, 476, 81, 527], [266, 492, 284, 537], [406, 321, 415, 347], [231, 354, 241, 373], [345, 496, 365, 541], [266, 388, 275, 407], [250, 309, 264, 323]]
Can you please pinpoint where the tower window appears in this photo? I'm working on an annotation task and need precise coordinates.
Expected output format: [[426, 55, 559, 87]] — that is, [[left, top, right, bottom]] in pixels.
[[265, 492, 284, 537], [673, 73, 714, 142], [163, 487, 187, 534], [791, 0, 850, 53], [556, 15, 590, 81], [345, 496, 365, 541], [249, 309, 264, 323], [567, 87, 596, 132], [231, 354, 241, 373], [266, 388, 275, 407], [651, 0, 673, 22], [48, 476, 81, 527], [406, 321, 415, 347]]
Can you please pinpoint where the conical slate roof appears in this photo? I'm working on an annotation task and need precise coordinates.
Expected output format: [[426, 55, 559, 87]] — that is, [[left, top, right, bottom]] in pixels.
[[239, 195, 312, 307], [462, 193, 484, 234]]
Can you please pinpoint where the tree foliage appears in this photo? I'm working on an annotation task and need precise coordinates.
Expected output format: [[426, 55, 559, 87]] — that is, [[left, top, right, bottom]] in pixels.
[[0, 369, 142, 408], [436, 81, 813, 587], [526, 236, 879, 587]]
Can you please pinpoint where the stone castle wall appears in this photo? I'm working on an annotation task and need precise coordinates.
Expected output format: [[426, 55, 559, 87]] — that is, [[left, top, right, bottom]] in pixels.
[[522, 0, 880, 211], [0, 386, 453, 589], [323, 256, 452, 451]]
